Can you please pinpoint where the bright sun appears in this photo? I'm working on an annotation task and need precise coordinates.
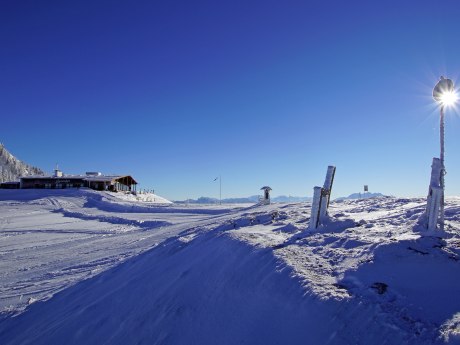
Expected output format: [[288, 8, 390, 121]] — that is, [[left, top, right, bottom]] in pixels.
[[440, 90, 458, 107]]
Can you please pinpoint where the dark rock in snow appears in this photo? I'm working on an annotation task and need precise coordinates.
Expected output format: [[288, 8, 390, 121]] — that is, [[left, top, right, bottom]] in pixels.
[[371, 282, 388, 295]]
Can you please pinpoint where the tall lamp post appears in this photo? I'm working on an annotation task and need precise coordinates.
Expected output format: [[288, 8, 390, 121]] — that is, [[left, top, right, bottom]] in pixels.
[[432, 76, 456, 231]]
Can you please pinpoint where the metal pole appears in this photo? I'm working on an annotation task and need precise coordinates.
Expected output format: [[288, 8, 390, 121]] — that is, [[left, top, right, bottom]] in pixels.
[[219, 175, 222, 205], [440, 105, 445, 231]]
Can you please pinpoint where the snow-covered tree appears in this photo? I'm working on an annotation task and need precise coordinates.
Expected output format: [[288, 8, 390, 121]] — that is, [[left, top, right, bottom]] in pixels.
[[0, 143, 44, 183]]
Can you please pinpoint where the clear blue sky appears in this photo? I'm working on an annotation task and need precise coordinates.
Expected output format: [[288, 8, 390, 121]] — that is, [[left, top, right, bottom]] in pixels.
[[2, 0, 460, 200]]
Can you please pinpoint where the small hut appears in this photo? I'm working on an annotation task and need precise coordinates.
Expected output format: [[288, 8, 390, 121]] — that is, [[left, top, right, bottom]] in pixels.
[[260, 186, 272, 205]]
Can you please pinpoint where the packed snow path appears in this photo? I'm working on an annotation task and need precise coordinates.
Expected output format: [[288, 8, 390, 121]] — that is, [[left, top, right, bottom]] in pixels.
[[0, 190, 459, 344], [0, 189, 249, 314]]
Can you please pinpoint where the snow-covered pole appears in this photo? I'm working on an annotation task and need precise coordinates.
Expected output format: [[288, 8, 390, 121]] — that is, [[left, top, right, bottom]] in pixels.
[[309, 166, 336, 230], [309, 186, 322, 229], [439, 105, 445, 231], [426, 158, 442, 231], [319, 165, 336, 219], [427, 186, 442, 231], [432, 76, 455, 231]]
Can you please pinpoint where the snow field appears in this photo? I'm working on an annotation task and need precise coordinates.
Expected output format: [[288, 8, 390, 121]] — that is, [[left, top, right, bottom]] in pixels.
[[0, 190, 459, 344]]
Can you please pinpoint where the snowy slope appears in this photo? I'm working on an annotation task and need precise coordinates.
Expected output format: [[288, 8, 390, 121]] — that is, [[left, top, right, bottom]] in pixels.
[[0, 190, 459, 344], [0, 189, 244, 315]]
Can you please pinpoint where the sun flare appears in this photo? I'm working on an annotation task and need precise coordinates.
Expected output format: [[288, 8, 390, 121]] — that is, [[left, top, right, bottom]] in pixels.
[[440, 90, 458, 107]]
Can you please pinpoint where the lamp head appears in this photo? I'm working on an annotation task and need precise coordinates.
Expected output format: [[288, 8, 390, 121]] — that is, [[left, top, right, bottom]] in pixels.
[[433, 76, 457, 106]]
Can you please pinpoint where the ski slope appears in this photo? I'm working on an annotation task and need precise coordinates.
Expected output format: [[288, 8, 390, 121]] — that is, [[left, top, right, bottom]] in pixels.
[[0, 190, 459, 344]]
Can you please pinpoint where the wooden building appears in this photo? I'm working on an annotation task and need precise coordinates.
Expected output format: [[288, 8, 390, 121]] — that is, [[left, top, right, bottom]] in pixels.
[[0, 182, 20, 189], [19, 171, 138, 192]]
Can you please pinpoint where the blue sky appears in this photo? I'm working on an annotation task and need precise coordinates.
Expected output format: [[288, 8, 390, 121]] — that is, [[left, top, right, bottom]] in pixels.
[[2, 0, 460, 200]]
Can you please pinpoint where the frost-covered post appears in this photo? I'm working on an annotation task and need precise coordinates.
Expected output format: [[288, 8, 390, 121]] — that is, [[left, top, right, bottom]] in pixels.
[[309, 165, 336, 229], [427, 186, 442, 231], [430, 76, 456, 232], [309, 186, 322, 229], [440, 105, 445, 231], [425, 158, 443, 232], [425, 157, 441, 228], [319, 165, 336, 219]]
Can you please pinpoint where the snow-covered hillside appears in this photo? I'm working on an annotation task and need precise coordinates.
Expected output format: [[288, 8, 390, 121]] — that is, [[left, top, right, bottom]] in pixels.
[[0, 189, 459, 344], [0, 144, 44, 182]]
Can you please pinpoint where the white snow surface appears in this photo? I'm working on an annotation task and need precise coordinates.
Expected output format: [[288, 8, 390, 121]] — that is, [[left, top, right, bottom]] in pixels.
[[106, 191, 173, 204], [0, 190, 459, 344]]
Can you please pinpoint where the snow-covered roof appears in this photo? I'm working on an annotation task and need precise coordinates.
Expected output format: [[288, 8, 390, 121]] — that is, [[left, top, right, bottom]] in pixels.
[[20, 175, 87, 180]]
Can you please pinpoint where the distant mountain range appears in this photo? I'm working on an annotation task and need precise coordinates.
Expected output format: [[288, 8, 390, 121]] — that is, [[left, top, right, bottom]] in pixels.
[[334, 192, 386, 201], [175, 195, 312, 204], [176, 192, 387, 204], [0, 143, 44, 183]]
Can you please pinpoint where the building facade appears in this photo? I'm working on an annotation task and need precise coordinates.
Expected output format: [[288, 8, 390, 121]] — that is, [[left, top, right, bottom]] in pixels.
[[17, 171, 137, 192]]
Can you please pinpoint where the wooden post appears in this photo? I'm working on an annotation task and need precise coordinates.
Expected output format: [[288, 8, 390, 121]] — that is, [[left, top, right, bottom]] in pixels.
[[426, 157, 442, 231], [309, 186, 323, 229], [319, 165, 336, 219], [427, 186, 442, 231], [309, 166, 336, 230]]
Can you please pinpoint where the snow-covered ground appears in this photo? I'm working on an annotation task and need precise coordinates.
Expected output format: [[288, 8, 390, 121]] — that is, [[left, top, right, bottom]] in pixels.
[[0, 190, 459, 344], [108, 191, 173, 204]]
